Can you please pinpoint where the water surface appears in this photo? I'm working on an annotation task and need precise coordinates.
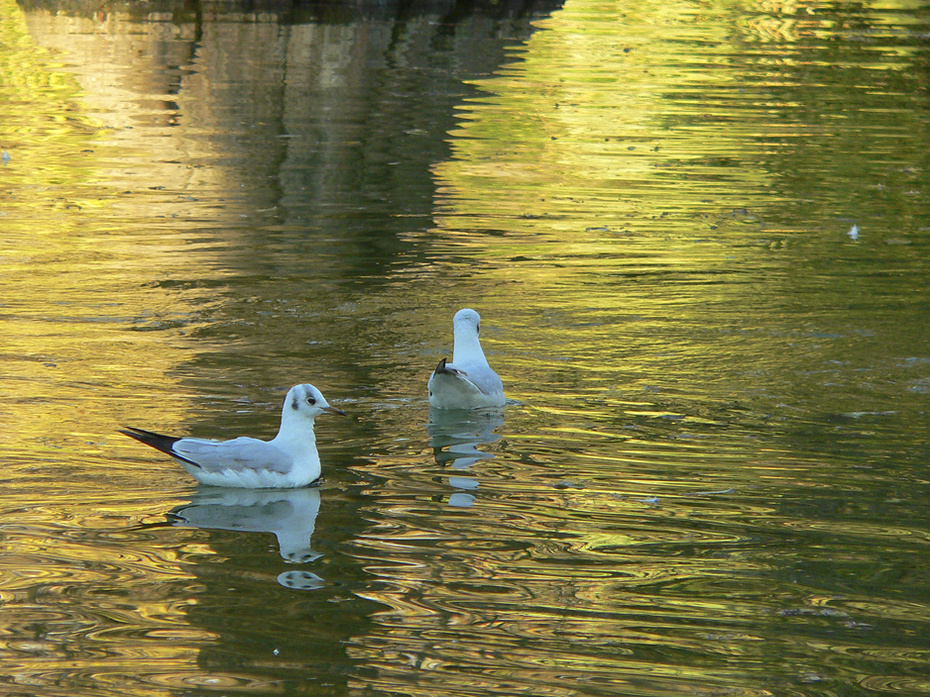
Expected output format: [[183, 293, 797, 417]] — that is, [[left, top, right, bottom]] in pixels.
[[2, 0, 930, 695]]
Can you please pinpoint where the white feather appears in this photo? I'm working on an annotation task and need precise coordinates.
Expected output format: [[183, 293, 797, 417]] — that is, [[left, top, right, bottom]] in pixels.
[[122, 383, 345, 489]]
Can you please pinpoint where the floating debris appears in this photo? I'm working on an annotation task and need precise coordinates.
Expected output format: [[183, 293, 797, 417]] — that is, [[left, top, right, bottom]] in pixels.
[[847, 224, 859, 240]]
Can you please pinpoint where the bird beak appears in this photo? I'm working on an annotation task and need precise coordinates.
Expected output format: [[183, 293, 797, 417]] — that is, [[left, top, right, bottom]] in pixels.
[[323, 405, 348, 417]]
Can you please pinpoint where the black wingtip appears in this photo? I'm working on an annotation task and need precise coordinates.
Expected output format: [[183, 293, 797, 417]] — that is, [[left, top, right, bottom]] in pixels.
[[434, 357, 452, 374], [119, 426, 182, 456], [120, 426, 203, 469]]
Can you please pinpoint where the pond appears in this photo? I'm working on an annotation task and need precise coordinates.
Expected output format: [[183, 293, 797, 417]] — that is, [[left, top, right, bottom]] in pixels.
[[1, 0, 930, 694]]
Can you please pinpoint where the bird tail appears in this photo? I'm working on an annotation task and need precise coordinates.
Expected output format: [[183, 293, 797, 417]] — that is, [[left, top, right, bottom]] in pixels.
[[433, 357, 461, 376], [119, 427, 201, 469]]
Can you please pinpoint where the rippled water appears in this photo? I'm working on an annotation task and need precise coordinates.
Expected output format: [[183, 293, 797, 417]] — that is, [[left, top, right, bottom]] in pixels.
[[2, 0, 930, 694]]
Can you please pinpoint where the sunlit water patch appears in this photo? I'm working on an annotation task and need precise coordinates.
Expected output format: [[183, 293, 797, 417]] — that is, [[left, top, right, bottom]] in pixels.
[[2, 0, 930, 695]]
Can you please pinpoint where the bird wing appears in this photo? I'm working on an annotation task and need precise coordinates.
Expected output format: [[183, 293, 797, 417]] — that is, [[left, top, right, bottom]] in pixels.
[[430, 364, 485, 398], [433, 358, 503, 397], [429, 358, 505, 409], [172, 437, 295, 474]]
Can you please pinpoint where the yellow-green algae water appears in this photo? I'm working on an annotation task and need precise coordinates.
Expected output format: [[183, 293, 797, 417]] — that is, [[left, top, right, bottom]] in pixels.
[[1, 0, 929, 694]]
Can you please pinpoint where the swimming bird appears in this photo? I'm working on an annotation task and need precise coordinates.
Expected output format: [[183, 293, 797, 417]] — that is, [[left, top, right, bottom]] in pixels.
[[428, 308, 505, 409], [120, 384, 345, 488]]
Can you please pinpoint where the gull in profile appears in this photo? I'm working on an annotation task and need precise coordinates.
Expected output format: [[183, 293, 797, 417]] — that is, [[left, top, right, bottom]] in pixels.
[[428, 308, 505, 409], [120, 384, 345, 488]]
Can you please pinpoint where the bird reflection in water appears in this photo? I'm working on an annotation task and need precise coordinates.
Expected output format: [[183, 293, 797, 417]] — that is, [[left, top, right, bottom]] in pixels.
[[168, 487, 324, 590], [426, 407, 505, 507]]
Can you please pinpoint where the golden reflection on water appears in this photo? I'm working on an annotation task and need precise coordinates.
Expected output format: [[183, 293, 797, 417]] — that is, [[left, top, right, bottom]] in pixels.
[[0, 10, 221, 688], [429, 0, 930, 421], [0, 0, 226, 451], [359, 0, 930, 693], [426, 0, 799, 416], [435, 0, 774, 230], [2, 0, 930, 694]]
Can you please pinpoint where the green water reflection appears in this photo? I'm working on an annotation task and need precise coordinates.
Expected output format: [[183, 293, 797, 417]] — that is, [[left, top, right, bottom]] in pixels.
[[1, 0, 930, 695]]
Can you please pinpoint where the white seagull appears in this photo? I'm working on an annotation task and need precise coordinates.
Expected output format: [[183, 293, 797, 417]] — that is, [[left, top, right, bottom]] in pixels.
[[428, 308, 505, 409], [120, 383, 346, 489]]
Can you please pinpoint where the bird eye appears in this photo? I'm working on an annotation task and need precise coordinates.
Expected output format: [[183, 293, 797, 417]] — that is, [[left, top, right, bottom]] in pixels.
[[307, 396, 317, 405]]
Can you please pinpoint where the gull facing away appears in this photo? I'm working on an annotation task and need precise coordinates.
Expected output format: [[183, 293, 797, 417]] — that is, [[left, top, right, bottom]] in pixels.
[[428, 308, 505, 409], [120, 384, 346, 489]]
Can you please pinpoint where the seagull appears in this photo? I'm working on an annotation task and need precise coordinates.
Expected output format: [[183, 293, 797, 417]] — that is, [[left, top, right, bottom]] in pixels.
[[119, 384, 346, 489], [428, 308, 505, 409]]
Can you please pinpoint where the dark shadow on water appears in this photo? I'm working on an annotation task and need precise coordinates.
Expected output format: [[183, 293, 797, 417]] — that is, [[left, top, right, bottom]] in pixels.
[[18, 0, 565, 280], [17, 0, 565, 25]]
